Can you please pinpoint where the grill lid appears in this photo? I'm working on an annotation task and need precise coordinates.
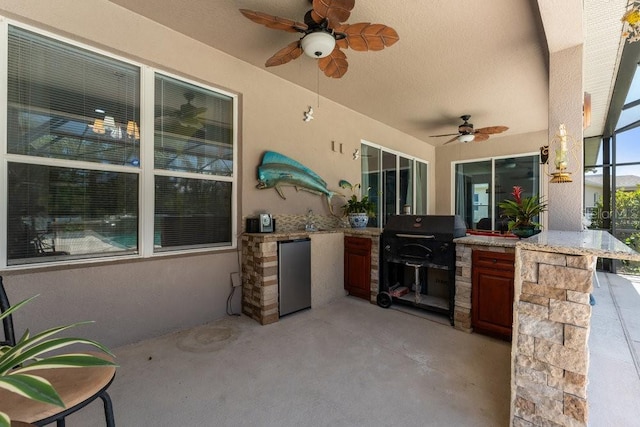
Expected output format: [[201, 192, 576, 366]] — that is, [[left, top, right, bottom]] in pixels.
[[383, 215, 467, 240]]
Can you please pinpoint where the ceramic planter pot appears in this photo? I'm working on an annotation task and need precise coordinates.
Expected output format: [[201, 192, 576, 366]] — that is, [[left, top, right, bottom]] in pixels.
[[511, 225, 541, 239], [348, 213, 369, 228]]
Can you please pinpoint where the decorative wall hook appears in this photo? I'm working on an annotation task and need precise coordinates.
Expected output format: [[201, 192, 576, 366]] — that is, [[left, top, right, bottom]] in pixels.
[[353, 149, 360, 160], [303, 106, 314, 122]]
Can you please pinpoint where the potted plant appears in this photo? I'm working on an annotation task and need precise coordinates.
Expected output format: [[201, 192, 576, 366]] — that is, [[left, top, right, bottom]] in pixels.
[[340, 182, 376, 228], [498, 185, 547, 238], [0, 294, 116, 427]]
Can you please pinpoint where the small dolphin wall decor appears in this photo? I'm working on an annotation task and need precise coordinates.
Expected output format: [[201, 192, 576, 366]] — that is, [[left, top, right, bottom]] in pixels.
[[256, 151, 340, 215]]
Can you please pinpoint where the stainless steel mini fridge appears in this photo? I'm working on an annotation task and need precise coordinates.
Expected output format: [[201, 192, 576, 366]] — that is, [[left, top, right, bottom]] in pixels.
[[278, 238, 311, 316]]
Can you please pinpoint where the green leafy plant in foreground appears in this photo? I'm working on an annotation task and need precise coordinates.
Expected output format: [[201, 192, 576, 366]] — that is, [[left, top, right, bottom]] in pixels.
[[0, 295, 116, 427]]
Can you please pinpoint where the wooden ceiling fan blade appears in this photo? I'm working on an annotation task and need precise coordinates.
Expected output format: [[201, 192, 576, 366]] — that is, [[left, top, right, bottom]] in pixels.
[[473, 133, 490, 142], [265, 41, 303, 67], [312, 0, 355, 28], [442, 136, 460, 145], [429, 133, 458, 138], [336, 23, 399, 51], [239, 9, 308, 33], [318, 47, 348, 78], [475, 125, 509, 134]]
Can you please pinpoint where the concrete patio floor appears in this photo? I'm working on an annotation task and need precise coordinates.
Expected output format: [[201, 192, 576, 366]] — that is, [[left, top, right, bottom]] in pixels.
[[62, 272, 640, 426]]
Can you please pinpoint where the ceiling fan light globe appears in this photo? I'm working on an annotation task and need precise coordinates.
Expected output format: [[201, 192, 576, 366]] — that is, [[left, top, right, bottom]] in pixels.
[[301, 31, 335, 58], [458, 133, 475, 143]]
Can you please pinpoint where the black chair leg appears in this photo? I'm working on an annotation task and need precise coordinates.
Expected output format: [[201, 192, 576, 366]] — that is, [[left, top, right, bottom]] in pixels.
[[56, 418, 65, 427], [100, 390, 116, 427]]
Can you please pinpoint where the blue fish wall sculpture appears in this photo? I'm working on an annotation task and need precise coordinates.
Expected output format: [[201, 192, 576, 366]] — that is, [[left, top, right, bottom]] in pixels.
[[257, 151, 339, 214]]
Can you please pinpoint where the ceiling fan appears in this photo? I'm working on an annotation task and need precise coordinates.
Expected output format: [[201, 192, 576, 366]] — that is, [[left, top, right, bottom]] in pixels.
[[156, 92, 207, 130], [430, 115, 508, 145], [156, 92, 208, 138], [239, 0, 399, 78]]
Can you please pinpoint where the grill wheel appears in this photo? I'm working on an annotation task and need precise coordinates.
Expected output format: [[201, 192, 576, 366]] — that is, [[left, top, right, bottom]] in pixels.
[[377, 291, 392, 308]]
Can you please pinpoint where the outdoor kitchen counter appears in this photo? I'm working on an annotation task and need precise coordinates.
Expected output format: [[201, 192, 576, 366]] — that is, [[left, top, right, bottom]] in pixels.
[[452, 234, 518, 335], [506, 230, 639, 426], [517, 229, 640, 260], [241, 227, 381, 325]]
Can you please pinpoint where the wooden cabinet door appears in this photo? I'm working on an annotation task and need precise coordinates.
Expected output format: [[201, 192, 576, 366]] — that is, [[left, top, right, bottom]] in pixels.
[[472, 251, 515, 340], [344, 236, 371, 300]]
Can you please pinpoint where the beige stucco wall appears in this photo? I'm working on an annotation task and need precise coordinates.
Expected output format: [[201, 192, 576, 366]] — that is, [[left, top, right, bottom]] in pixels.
[[0, 0, 434, 347], [547, 45, 585, 231], [434, 130, 549, 216]]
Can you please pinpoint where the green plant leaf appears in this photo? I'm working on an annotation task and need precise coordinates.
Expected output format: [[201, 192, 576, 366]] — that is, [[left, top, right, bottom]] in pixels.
[[0, 411, 9, 427], [0, 295, 39, 322], [0, 373, 64, 407], [12, 353, 116, 374], [0, 335, 113, 375]]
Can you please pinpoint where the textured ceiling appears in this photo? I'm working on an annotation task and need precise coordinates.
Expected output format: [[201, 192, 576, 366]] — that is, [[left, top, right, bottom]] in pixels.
[[107, 0, 624, 146]]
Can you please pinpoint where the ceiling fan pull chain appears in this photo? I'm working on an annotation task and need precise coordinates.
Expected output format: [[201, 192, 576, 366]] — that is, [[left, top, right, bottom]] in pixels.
[[316, 65, 320, 108]]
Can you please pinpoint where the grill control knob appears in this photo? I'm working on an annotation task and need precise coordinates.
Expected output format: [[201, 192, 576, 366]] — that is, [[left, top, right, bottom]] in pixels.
[[384, 244, 391, 252], [439, 243, 449, 252]]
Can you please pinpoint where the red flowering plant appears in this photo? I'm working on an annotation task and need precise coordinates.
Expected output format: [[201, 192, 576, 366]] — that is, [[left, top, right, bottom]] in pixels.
[[498, 186, 547, 230]]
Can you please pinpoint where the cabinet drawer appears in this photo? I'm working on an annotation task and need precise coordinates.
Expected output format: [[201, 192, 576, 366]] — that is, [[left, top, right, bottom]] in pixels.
[[345, 236, 372, 251], [472, 250, 514, 271]]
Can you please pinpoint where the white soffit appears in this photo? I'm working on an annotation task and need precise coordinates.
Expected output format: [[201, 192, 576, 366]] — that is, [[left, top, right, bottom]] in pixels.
[[583, 0, 628, 138]]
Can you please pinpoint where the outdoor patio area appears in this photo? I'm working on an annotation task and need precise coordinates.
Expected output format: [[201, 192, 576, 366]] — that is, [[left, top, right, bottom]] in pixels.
[[59, 272, 640, 426]]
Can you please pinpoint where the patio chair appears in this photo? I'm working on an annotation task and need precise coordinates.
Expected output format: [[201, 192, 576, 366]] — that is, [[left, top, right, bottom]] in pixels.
[[0, 276, 116, 427], [0, 276, 16, 346]]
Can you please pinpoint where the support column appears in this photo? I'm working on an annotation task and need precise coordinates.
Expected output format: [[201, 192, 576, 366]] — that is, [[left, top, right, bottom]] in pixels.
[[511, 248, 595, 426]]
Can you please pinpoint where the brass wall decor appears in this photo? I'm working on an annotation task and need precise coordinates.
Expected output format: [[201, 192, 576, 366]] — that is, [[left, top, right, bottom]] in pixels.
[[548, 124, 575, 183]]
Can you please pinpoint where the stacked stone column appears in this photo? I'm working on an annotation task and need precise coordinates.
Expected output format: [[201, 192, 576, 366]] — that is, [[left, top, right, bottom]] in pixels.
[[241, 234, 279, 325], [511, 248, 595, 426]]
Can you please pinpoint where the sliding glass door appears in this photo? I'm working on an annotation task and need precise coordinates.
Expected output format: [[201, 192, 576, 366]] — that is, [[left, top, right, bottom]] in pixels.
[[361, 142, 428, 228], [455, 155, 541, 231]]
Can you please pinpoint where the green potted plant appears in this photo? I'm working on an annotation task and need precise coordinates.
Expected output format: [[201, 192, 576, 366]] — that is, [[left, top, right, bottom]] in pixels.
[[0, 295, 116, 427], [340, 182, 376, 228], [498, 185, 547, 238]]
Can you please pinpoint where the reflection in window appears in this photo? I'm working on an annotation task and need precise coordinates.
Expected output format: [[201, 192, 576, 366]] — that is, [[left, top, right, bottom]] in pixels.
[[154, 177, 231, 251], [154, 74, 234, 251], [360, 142, 428, 227], [155, 74, 233, 176], [361, 145, 381, 227], [455, 161, 491, 230], [7, 163, 138, 265], [8, 26, 140, 166], [3, 23, 237, 266], [455, 155, 540, 231]]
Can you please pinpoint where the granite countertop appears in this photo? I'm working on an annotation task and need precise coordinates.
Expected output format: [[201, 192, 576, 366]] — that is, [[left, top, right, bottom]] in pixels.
[[243, 227, 382, 240], [456, 230, 640, 261], [454, 234, 519, 248], [518, 229, 640, 261]]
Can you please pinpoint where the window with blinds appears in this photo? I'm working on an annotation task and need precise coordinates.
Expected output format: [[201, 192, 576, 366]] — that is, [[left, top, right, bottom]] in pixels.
[[4, 23, 237, 266], [153, 74, 234, 251]]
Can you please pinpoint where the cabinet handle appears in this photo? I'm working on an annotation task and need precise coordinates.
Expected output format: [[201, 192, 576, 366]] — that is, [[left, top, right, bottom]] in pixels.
[[492, 259, 497, 263]]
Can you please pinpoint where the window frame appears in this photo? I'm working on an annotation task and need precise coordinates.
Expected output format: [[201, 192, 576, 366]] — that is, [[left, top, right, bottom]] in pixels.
[[451, 152, 544, 231], [0, 18, 238, 270], [360, 140, 429, 228]]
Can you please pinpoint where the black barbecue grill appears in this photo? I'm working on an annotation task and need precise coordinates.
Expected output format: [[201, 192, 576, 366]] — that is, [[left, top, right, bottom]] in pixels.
[[379, 215, 466, 324]]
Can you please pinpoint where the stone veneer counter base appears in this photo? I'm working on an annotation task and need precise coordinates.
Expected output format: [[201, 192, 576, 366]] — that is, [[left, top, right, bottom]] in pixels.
[[504, 230, 638, 426], [456, 230, 640, 426]]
